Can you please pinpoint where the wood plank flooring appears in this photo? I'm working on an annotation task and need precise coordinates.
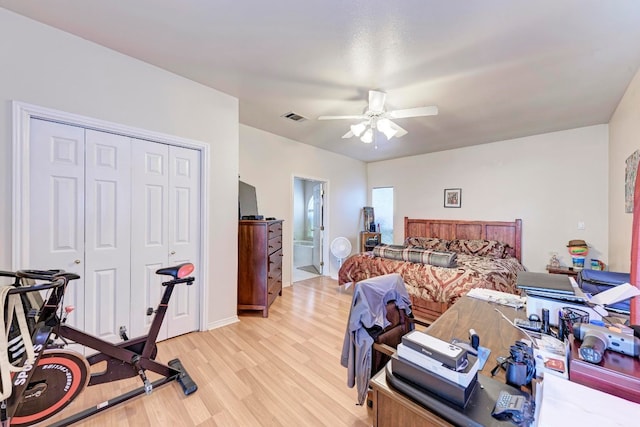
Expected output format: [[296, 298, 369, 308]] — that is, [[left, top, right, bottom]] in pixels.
[[43, 276, 371, 426]]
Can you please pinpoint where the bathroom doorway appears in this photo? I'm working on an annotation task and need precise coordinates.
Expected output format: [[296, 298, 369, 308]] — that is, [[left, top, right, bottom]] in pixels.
[[292, 177, 325, 282]]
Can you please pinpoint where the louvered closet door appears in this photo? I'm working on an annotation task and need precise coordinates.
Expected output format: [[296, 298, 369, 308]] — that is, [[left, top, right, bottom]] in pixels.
[[83, 129, 132, 343], [29, 119, 86, 331]]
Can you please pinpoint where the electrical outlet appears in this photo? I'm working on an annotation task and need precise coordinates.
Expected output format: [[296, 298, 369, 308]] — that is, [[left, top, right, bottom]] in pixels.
[[577, 221, 585, 230]]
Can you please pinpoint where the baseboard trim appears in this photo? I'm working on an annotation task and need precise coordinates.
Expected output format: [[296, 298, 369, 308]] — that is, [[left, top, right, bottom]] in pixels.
[[206, 315, 239, 330]]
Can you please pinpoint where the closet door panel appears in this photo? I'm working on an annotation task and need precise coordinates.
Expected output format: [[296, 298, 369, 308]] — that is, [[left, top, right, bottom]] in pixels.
[[131, 140, 170, 339], [167, 146, 200, 337], [29, 119, 85, 331], [84, 130, 131, 343]]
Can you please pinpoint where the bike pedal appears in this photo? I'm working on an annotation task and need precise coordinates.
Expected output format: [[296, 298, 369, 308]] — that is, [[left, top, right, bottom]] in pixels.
[[168, 358, 198, 395], [143, 379, 153, 395]]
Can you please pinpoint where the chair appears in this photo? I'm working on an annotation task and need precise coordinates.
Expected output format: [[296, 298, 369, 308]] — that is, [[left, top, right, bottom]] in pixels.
[[340, 274, 430, 405]]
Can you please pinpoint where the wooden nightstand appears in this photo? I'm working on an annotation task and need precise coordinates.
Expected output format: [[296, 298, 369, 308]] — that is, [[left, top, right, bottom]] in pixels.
[[546, 265, 579, 279], [360, 231, 381, 252]]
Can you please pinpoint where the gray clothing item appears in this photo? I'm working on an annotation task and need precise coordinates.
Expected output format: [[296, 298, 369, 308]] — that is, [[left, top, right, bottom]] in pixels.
[[340, 273, 412, 405]]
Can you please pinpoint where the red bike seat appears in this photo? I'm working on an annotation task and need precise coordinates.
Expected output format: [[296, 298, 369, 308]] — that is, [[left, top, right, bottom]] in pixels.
[[155, 263, 194, 279]]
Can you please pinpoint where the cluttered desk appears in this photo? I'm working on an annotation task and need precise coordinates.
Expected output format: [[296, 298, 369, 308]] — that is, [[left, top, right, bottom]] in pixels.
[[369, 271, 640, 427]]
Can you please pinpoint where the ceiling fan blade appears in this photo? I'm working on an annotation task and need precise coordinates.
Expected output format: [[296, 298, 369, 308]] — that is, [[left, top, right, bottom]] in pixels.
[[388, 105, 438, 119], [342, 130, 354, 138], [368, 90, 387, 112], [388, 121, 408, 138], [318, 114, 367, 120]]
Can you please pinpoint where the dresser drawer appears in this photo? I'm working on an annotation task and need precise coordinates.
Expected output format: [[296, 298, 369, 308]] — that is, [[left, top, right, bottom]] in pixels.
[[268, 248, 283, 274], [268, 221, 283, 239], [267, 271, 282, 302], [268, 235, 282, 255]]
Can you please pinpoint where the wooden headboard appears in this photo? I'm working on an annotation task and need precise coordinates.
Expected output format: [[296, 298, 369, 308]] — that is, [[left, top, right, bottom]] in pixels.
[[404, 217, 522, 262]]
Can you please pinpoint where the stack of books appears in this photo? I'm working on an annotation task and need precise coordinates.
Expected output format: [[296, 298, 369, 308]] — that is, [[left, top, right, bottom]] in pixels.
[[391, 330, 480, 407], [516, 271, 604, 326]]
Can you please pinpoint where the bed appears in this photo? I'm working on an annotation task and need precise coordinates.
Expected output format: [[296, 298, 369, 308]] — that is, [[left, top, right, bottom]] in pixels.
[[338, 217, 525, 321]]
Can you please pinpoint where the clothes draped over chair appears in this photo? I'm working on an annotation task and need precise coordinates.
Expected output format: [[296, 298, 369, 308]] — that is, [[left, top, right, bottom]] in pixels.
[[340, 273, 412, 405]]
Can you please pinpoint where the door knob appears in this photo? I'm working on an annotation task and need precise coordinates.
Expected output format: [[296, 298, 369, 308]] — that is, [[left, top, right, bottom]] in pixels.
[[74, 259, 81, 264], [170, 251, 176, 255]]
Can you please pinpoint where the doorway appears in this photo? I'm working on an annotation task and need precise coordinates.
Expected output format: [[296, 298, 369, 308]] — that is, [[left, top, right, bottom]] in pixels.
[[292, 177, 325, 282]]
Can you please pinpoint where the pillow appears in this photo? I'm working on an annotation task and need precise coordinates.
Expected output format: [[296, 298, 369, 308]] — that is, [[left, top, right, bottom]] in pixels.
[[403, 236, 450, 251], [448, 239, 509, 258], [373, 244, 458, 268]]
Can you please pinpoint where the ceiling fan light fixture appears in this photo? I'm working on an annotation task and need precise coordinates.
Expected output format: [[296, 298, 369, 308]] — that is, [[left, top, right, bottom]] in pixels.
[[318, 90, 437, 145], [350, 121, 367, 137], [377, 118, 398, 140], [360, 128, 373, 143]]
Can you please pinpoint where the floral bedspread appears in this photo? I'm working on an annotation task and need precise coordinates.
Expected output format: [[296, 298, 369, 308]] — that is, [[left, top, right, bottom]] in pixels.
[[338, 252, 525, 306]]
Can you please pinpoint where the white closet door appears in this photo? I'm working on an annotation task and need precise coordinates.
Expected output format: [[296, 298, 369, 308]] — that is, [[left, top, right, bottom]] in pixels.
[[167, 146, 200, 337], [28, 119, 201, 343], [130, 140, 170, 339], [83, 130, 132, 343], [29, 119, 86, 331]]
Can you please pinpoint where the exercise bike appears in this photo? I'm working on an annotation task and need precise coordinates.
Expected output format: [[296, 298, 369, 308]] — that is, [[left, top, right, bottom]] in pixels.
[[1, 263, 198, 426]]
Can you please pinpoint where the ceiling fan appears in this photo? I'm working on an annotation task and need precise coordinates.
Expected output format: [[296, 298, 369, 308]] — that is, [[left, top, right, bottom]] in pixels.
[[318, 90, 438, 143]]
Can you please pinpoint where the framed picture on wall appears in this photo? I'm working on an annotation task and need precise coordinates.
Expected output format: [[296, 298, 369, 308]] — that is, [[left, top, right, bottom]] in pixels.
[[444, 188, 462, 208]]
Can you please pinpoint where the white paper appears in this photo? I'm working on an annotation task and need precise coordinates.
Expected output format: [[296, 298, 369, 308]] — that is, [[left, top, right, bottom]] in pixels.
[[588, 282, 640, 306], [537, 374, 640, 426]]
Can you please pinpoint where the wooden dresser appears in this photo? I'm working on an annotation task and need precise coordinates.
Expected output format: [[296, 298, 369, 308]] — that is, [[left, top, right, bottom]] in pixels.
[[237, 219, 283, 317]]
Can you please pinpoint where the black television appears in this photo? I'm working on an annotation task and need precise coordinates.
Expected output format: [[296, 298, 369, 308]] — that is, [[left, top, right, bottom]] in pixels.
[[239, 180, 260, 219]]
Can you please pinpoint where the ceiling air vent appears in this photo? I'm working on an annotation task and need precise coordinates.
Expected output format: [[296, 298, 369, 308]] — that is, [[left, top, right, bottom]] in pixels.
[[281, 111, 308, 122]]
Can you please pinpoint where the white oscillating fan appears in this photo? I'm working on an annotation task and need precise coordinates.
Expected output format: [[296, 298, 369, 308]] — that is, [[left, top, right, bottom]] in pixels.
[[330, 237, 352, 267]]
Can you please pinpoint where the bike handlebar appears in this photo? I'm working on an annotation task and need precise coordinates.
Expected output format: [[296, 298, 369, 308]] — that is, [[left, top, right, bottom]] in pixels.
[[8, 270, 81, 295], [16, 269, 71, 281]]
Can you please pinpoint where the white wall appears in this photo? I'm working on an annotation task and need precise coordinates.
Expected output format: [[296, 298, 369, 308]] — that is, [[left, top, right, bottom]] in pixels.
[[368, 125, 609, 273], [0, 9, 240, 329], [239, 125, 367, 280], [609, 68, 640, 272]]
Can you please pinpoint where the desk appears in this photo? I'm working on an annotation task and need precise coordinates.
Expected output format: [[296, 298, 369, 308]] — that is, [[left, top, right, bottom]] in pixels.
[[369, 296, 527, 427]]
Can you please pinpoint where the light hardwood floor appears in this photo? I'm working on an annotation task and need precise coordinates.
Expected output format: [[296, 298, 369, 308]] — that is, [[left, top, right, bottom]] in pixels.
[[43, 276, 371, 426]]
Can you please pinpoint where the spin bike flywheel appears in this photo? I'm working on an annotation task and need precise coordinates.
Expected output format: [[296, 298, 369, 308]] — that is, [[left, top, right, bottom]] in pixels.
[[11, 349, 90, 427]]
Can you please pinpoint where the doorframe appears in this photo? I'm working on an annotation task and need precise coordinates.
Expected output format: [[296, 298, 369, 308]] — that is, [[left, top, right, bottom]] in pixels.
[[290, 174, 329, 281], [11, 101, 211, 331]]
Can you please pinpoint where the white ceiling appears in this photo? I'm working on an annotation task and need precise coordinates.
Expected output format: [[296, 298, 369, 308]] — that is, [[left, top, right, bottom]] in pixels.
[[3, 1, 640, 162]]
